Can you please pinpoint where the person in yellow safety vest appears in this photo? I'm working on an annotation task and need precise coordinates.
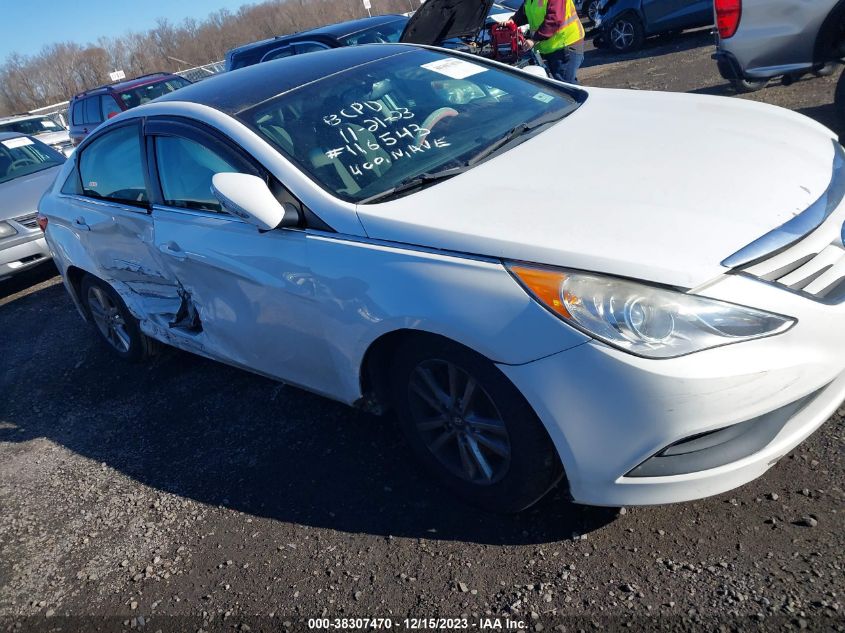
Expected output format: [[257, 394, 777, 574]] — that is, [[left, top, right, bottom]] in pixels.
[[509, 0, 586, 84]]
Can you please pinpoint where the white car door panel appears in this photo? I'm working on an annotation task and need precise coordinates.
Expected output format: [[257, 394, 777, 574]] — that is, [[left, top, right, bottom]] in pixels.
[[151, 208, 340, 393]]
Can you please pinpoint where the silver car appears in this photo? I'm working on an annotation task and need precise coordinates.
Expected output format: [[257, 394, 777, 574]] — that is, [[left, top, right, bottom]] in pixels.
[[0, 132, 65, 280], [0, 114, 75, 157], [713, 0, 842, 92]]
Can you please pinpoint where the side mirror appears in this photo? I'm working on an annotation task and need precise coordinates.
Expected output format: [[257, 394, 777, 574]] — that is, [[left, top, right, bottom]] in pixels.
[[211, 173, 299, 231]]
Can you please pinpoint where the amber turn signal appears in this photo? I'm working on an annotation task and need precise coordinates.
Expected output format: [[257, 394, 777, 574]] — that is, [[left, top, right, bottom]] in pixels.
[[508, 265, 571, 319]]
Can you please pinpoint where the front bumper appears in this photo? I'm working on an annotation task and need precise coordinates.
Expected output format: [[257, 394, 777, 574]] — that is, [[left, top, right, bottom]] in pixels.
[[0, 233, 51, 280], [499, 272, 845, 506]]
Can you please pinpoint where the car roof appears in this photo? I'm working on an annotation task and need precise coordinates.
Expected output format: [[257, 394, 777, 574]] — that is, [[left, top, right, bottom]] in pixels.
[[71, 73, 181, 100], [159, 44, 415, 115], [0, 131, 26, 140], [303, 13, 406, 37], [0, 114, 45, 123], [229, 14, 406, 55]]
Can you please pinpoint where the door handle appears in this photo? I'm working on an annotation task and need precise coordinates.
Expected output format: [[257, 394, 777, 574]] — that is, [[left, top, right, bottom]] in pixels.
[[159, 241, 187, 260], [73, 217, 90, 231]]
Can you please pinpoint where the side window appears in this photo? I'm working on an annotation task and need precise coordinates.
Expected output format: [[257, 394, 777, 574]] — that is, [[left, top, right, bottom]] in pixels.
[[71, 101, 83, 126], [84, 96, 103, 125], [262, 46, 294, 63], [79, 124, 148, 205], [295, 42, 330, 54], [101, 95, 122, 120], [155, 135, 240, 213]]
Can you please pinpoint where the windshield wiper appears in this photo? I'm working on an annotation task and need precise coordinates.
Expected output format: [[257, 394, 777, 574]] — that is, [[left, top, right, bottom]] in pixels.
[[466, 114, 566, 167], [359, 166, 468, 204]]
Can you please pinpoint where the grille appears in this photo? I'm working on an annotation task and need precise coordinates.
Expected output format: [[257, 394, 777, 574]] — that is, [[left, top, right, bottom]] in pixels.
[[743, 218, 845, 303], [13, 213, 39, 229]]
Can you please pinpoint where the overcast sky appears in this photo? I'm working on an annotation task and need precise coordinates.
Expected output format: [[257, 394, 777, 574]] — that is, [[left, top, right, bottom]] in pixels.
[[0, 0, 254, 60]]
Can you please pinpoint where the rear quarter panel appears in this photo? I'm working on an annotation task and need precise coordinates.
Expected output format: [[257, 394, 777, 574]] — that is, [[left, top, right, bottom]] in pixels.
[[719, 0, 839, 77]]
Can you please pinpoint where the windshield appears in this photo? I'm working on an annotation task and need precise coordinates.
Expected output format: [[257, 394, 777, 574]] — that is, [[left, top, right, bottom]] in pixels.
[[241, 49, 581, 203], [0, 136, 64, 184], [338, 18, 408, 46], [0, 116, 65, 136], [117, 77, 191, 109]]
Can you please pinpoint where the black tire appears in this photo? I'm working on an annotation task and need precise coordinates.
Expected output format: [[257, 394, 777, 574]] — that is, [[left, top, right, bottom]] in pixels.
[[80, 274, 157, 362], [731, 77, 769, 93], [586, 0, 601, 24], [390, 337, 564, 513], [814, 62, 838, 78], [835, 67, 845, 127], [608, 13, 645, 53]]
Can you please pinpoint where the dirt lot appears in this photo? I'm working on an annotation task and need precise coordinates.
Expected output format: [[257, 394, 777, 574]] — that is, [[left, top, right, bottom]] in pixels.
[[1, 29, 844, 633]]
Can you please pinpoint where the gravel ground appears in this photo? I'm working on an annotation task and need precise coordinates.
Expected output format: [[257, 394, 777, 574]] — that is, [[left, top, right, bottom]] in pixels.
[[1, 28, 844, 633]]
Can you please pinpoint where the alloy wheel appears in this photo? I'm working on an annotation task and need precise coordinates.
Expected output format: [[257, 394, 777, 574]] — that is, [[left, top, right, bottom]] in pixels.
[[610, 20, 635, 50], [588, 0, 600, 23], [407, 359, 511, 485], [87, 286, 131, 353]]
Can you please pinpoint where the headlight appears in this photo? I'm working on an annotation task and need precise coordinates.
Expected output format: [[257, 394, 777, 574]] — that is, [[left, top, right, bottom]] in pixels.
[[507, 264, 795, 359], [0, 221, 18, 239]]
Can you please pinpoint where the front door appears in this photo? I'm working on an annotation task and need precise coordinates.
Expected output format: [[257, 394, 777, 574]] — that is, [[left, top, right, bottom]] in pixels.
[[145, 119, 336, 392]]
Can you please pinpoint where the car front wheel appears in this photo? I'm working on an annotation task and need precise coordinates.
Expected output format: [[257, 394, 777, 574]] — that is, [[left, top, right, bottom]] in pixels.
[[608, 14, 644, 52], [81, 274, 156, 362], [390, 337, 563, 513]]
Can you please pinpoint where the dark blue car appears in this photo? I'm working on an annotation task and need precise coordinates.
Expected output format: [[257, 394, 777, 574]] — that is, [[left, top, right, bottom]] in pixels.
[[594, 0, 713, 52]]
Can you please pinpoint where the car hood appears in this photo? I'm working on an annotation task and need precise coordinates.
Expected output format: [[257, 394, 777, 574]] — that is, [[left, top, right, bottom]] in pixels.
[[356, 87, 838, 289], [34, 130, 71, 146], [0, 166, 62, 221], [400, 0, 496, 44]]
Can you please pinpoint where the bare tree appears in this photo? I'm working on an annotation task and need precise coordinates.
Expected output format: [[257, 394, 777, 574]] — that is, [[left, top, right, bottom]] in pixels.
[[0, 0, 418, 115]]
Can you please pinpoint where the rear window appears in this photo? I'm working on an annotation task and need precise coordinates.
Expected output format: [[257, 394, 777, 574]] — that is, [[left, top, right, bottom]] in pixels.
[[117, 77, 191, 109], [338, 19, 408, 46]]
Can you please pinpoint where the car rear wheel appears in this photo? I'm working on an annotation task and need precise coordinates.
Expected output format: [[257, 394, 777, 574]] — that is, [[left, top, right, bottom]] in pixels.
[[390, 337, 564, 513], [81, 274, 156, 362], [814, 62, 838, 78], [835, 68, 845, 127], [608, 14, 644, 52], [731, 77, 769, 93]]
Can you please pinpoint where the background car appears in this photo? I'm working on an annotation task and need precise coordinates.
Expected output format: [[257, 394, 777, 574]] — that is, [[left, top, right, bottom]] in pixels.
[[225, 15, 410, 71], [0, 132, 64, 280], [225, 4, 519, 73], [714, 0, 843, 93], [594, 0, 713, 52], [0, 114, 74, 157], [67, 72, 191, 146]]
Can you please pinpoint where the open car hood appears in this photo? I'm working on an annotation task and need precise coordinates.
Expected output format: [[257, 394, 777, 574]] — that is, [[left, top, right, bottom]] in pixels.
[[400, 0, 496, 44]]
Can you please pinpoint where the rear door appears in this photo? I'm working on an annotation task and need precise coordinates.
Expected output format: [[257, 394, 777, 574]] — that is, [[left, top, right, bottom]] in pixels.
[[63, 120, 182, 319], [145, 118, 335, 388]]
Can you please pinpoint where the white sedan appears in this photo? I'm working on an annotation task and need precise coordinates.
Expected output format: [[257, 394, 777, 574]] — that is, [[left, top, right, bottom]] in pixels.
[[38, 44, 845, 512]]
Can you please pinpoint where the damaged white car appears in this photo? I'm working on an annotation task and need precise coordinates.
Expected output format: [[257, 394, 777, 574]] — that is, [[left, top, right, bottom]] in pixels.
[[39, 44, 845, 512]]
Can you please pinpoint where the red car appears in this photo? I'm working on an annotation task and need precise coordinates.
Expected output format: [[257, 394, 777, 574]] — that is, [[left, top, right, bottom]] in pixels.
[[67, 73, 191, 146]]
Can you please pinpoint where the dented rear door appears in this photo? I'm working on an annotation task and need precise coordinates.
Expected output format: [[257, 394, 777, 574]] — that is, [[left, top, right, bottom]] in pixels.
[[70, 120, 183, 320]]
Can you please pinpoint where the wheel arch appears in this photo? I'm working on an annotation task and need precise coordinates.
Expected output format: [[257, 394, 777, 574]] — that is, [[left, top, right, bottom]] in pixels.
[[814, 0, 845, 65]]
